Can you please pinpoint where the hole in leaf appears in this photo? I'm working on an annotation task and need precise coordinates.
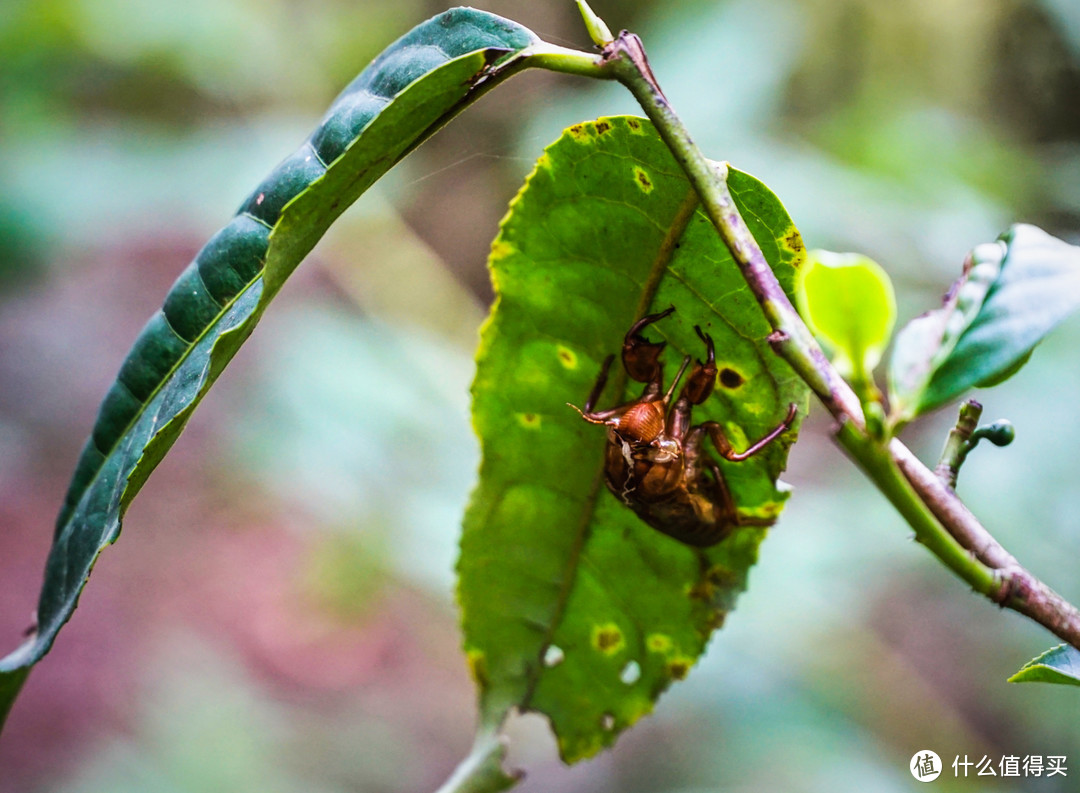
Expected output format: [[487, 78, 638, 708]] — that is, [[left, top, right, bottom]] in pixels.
[[543, 645, 565, 667]]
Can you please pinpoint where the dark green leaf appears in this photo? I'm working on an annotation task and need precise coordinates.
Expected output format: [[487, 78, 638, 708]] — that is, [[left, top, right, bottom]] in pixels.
[[1008, 644, 1080, 687], [889, 224, 1080, 420], [0, 7, 543, 728], [458, 116, 808, 762], [0, 668, 28, 733]]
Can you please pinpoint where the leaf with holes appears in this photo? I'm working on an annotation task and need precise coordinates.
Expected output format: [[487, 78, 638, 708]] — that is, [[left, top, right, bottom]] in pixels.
[[458, 116, 808, 763], [0, 7, 549, 731]]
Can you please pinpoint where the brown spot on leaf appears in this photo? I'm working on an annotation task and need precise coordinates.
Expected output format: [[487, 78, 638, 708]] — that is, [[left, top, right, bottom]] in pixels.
[[707, 564, 737, 587], [666, 659, 690, 680], [785, 230, 805, 256], [595, 120, 611, 134], [627, 118, 641, 130], [719, 368, 744, 388], [592, 624, 625, 655], [633, 166, 654, 193], [703, 611, 727, 632]]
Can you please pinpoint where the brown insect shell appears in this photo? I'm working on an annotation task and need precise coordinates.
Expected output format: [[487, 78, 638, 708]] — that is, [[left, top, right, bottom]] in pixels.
[[614, 401, 666, 443]]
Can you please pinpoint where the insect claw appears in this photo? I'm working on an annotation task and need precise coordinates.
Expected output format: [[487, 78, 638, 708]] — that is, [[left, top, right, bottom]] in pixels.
[[626, 306, 675, 340], [694, 325, 715, 366]]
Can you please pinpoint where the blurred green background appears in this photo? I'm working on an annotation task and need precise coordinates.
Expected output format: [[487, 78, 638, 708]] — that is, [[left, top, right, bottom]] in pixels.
[[1, 0, 1079, 791]]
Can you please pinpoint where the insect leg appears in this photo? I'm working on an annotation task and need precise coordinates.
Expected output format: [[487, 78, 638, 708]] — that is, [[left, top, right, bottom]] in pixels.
[[702, 403, 799, 462], [622, 305, 675, 385], [569, 354, 638, 424], [681, 325, 718, 405], [705, 460, 772, 529], [667, 326, 717, 439]]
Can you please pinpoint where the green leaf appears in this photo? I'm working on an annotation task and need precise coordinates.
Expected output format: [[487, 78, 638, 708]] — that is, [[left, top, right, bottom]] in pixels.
[[0, 667, 28, 733], [795, 250, 896, 381], [0, 7, 544, 728], [458, 116, 808, 763], [889, 224, 1080, 421], [1008, 644, 1080, 687], [888, 240, 1004, 422]]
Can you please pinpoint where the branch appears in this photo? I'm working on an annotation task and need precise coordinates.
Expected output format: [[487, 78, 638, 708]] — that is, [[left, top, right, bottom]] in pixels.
[[595, 29, 1080, 650]]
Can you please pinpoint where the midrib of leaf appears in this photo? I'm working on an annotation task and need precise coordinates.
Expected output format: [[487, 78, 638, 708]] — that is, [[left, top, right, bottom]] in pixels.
[[518, 186, 700, 711], [77, 245, 266, 516]]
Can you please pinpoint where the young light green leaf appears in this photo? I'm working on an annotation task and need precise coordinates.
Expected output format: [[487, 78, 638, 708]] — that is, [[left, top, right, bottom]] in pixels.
[[0, 7, 546, 732], [574, 0, 613, 46], [458, 116, 808, 763], [795, 250, 896, 384], [1008, 644, 1080, 687], [889, 224, 1080, 421]]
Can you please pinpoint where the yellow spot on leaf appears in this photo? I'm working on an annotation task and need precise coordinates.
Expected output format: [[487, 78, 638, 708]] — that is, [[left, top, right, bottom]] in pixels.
[[646, 633, 672, 654], [517, 412, 541, 429], [623, 696, 655, 727], [556, 346, 578, 369], [592, 623, 625, 655], [784, 227, 805, 256], [633, 166, 653, 193], [489, 239, 515, 262]]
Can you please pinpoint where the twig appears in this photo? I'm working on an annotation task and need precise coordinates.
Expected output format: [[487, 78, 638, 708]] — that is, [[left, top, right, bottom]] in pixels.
[[935, 399, 985, 488], [934, 400, 1016, 489], [596, 28, 1080, 650]]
